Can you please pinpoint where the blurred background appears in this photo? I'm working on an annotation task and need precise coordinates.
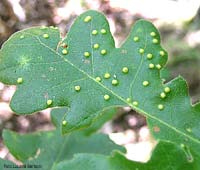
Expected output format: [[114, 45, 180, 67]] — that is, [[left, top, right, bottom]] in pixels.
[[0, 0, 200, 164]]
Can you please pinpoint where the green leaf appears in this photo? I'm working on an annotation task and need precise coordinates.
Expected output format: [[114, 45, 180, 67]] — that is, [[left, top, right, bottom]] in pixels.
[[0, 10, 200, 166], [2, 112, 125, 170], [0, 10, 165, 132], [55, 141, 195, 170]]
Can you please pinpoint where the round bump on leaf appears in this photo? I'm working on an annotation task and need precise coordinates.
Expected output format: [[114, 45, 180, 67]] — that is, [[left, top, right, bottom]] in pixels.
[[126, 98, 131, 103], [112, 79, 118, 86], [164, 87, 171, 93], [104, 73, 111, 79], [84, 16, 92, 22], [147, 53, 153, 59], [133, 101, 138, 106], [62, 120, 67, 126], [101, 29, 106, 34], [158, 104, 164, 110], [152, 38, 158, 44], [62, 49, 68, 55], [95, 77, 101, 82], [74, 85, 81, 92], [93, 43, 99, 49], [122, 67, 129, 73], [149, 63, 155, 69], [47, 99, 53, 106], [100, 49, 107, 55], [150, 32, 156, 36], [160, 92, 166, 98], [17, 77, 23, 84], [133, 36, 139, 42], [43, 33, 49, 39], [142, 81, 149, 86], [159, 50, 165, 56], [20, 35, 24, 39], [84, 52, 90, 58], [156, 64, 162, 70], [139, 48, 144, 54], [92, 30, 98, 35], [104, 94, 110, 101]]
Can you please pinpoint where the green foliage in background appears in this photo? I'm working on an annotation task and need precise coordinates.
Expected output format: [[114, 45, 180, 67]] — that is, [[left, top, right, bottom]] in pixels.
[[2, 109, 124, 170], [0, 10, 199, 169], [55, 142, 193, 170]]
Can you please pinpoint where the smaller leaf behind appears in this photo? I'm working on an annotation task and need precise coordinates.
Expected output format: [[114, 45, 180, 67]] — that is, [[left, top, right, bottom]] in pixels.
[[2, 108, 125, 170], [55, 141, 196, 170]]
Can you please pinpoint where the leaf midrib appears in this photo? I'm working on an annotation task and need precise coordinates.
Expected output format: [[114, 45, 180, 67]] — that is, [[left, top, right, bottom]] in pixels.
[[26, 32, 200, 147]]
